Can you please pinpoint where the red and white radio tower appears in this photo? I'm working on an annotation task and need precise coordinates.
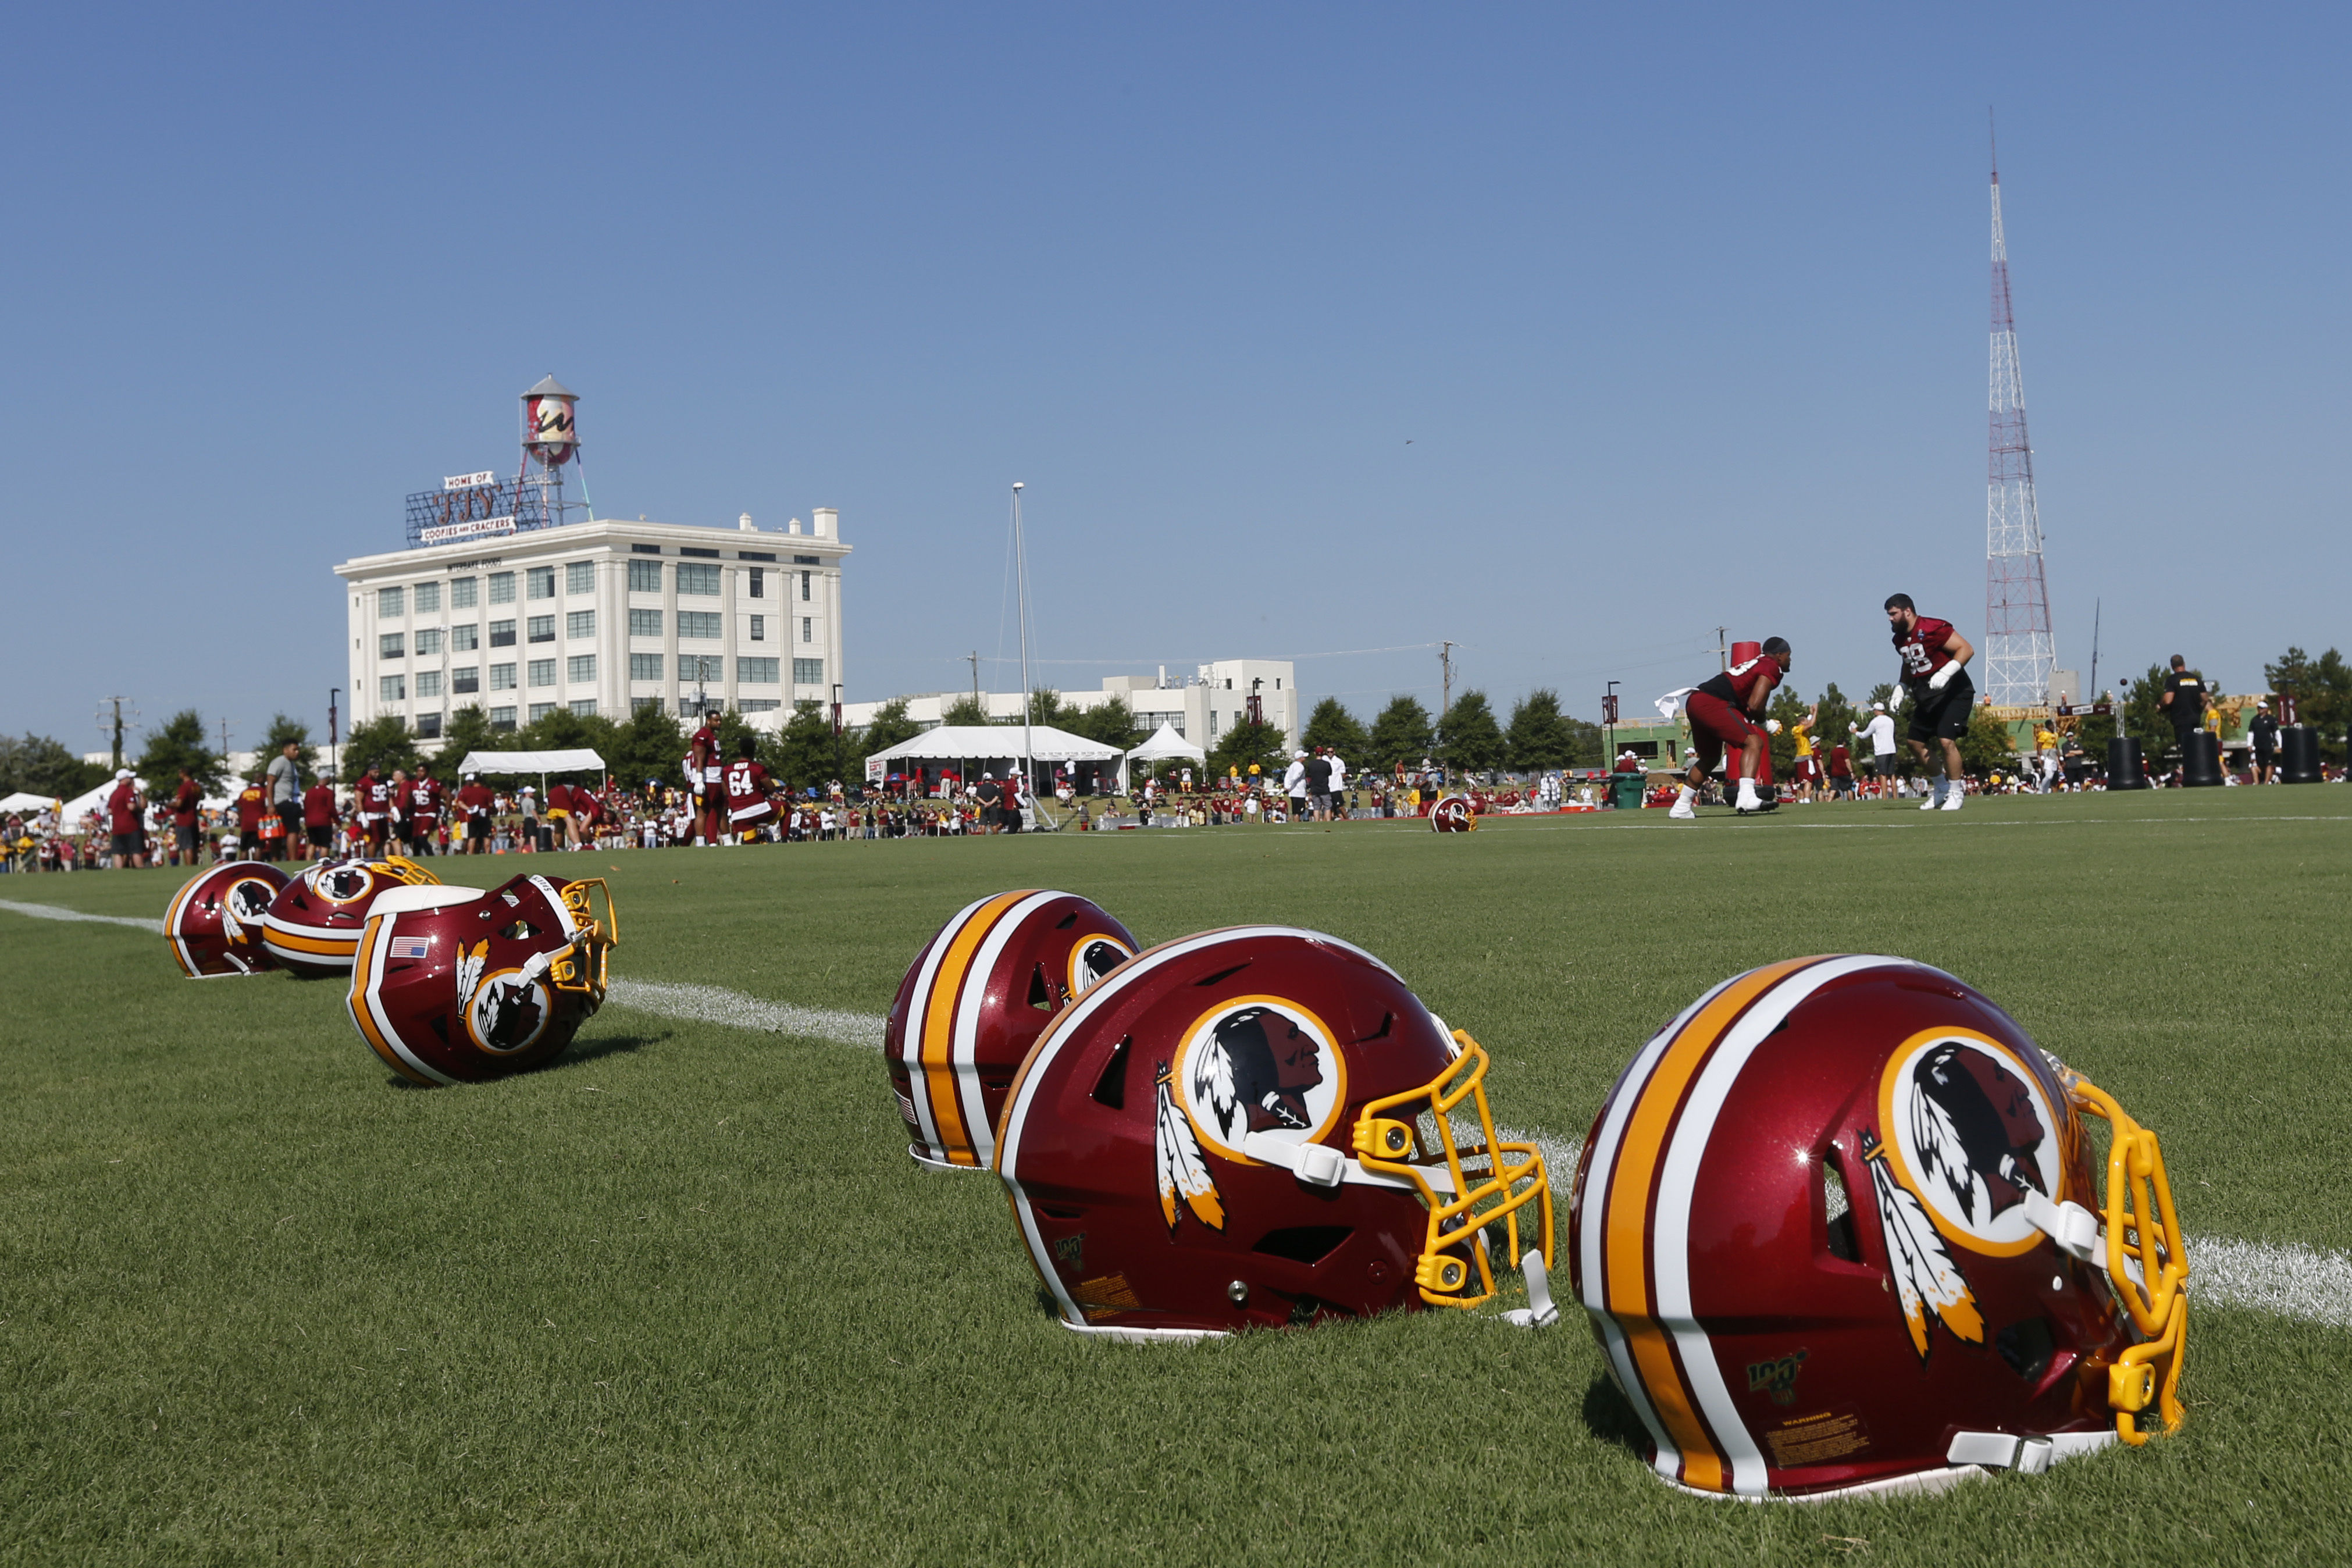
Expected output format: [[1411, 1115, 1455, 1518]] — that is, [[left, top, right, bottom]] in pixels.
[[1983, 131, 2056, 707]]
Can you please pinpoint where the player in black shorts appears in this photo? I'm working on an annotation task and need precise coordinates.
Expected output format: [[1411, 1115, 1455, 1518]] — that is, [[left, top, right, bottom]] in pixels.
[[1885, 593, 1976, 811]]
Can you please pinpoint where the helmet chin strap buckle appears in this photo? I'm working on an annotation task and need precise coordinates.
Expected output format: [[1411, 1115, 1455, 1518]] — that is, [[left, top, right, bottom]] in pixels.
[[1292, 1142, 1346, 1189], [1947, 1432, 2055, 1474], [1501, 1249, 1560, 1329], [2022, 1187, 2105, 1265]]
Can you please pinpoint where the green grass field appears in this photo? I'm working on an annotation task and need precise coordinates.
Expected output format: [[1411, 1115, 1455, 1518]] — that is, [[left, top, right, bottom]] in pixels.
[[5, 789, 2349, 1564]]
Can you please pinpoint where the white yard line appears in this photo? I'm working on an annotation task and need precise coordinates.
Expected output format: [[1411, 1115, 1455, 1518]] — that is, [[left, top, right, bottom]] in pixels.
[[0, 898, 165, 934], [604, 977, 885, 1050]]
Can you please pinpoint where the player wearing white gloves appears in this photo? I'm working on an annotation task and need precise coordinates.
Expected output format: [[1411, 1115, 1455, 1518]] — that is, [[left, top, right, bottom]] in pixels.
[[1885, 593, 1976, 811]]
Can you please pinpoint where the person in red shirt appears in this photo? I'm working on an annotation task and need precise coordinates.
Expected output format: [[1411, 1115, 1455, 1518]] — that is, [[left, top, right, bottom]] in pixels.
[[724, 736, 777, 842], [302, 776, 338, 858], [1885, 593, 1977, 812], [355, 765, 391, 852], [230, 777, 268, 860], [1827, 740, 1855, 799], [455, 772, 496, 854], [1673, 636, 1791, 819], [105, 769, 148, 868], [404, 764, 441, 856], [168, 771, 202, 866], [685, 725, 724, 846]]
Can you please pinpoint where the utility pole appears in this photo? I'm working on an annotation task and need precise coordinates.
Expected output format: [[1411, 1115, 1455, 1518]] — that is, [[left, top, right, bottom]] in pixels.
[[94, 696, 135, 771], [219, 717, 231, 768], [1718, 627, 1728, 672], [1439, 642, 1455, 722], [968, 651, 981, 714], [328, 689, 341, 781]]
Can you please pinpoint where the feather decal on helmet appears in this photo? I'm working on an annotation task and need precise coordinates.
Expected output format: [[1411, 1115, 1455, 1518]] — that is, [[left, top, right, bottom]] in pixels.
[[455, 938, 487, 1011], [1191, 1034, 1241, 1142], [1154, 1061, 1223, 1232], [1865, 1130, 1983, 1359]]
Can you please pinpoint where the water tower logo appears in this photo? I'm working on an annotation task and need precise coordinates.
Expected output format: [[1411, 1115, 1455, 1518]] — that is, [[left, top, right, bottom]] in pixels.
[[523, 376, 578, 467]]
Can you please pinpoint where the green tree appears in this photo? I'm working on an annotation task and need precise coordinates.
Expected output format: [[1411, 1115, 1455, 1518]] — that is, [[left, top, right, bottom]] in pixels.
[[2119, 663, 2178, 767], [1066, 696, 1141, 750], [2267, 646, 2352, 762], [941, 694, 993, 727], [1961, 704, 2023, 776], [515, 707, 622, 786], [137, 710, 227, 796], [1302, 697, 1369, 758], [439, 705, 499, 779], [1364, 696, 1434, 772], [1815, 682, 1859, 771], [1207, 719, 1289, 782], [769, 700, 844, 792], [608, 704, 687, 791], [1766, 685, 1808, 782], [1021, 689, 1070, 729], [858, 697, 924, 779], [1437, 690, 1505, 775], [0, 733, 109, 801], [1504, 689, 1574, 772], [259, 714, 318, 781], [343, 714, 420, 781]]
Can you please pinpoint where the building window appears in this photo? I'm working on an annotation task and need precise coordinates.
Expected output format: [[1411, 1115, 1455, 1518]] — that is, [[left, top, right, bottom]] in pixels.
[[416, 712, 443, 739], [490, 664, 516, 690], [490, 706, 517, 732], [628, 558, 662, 593], [417, 670, 443, 698], [530, 703, 557, 721], [567, 655, 596, 684], [529, 659, 557, 688], [1274, 678, 1281, 689], [629, 653, 665, 681], [800, 570, 811, 601], [628, 608, 662, 637], [414, 581, 441, 614], [678, 611, 721, 640], [794, 658, 824, 686], [452, 667, 479, 694], [632, 696, 665, 714], [566, 610, 594, 639], [750, 615, 764, 642], [566, 561, 593, 595], [676, 562, 721, 596], [490, 619, 516, 647], [748, 568, 764, 598], [739, 699, 781, 712], [528, 615, 555, 643], [679, 655, 723, 686], [377, 586, 404, 618], [739, 657, 779, 685], [528, 566, 555, 600], [380, 674, 406, 702], [793, 553, 819, 565], [415, 628, 444, 656], [451, 623, 479, 651], [489, 572, 515, 604], [569, 699, 598, 718], [801, 616, 812, 643], [379, 632, 405, 658], [451, 577, 478, 608]]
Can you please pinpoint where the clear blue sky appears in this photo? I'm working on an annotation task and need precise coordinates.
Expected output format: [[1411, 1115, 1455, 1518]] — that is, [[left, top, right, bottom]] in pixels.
[[6, 4, 2346, 753]]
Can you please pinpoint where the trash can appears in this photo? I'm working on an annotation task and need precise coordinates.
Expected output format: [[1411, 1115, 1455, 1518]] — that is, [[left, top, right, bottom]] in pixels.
[[2105, 737, 2150, 790], [1608, 772, 1647, 810], [2179, 731, 2225, 787], [2278, 725, 2323, 784]]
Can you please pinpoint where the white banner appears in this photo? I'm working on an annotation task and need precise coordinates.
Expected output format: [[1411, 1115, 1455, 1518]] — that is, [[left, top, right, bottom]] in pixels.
[[444, 471, 498, 490], [420, 515, 517, 545]]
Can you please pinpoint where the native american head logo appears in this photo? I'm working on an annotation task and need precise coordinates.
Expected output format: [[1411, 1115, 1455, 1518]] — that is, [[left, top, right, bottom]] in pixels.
[[455, 938, 552, 1055], [1151, 999, 1347, 1235], [220, 876, 276, 946], [1068, 937, 1133, 999], [315, 864, 375, 904]]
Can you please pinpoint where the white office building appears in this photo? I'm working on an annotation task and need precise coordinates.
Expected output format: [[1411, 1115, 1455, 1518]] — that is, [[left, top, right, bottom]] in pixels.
[[334, 511, 849, 742], [836, 659, 1300, 753]]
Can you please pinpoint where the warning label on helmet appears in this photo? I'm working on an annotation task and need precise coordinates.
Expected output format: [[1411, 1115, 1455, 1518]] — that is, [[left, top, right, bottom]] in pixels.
[[1765, 1411, 1870, 1468]]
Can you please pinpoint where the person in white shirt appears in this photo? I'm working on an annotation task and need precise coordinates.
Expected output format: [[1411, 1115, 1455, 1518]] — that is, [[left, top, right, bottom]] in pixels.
[[1327, 752, 1349, 817], [1282, 751, 1308, 822], [1851, 703, 1899, 797]]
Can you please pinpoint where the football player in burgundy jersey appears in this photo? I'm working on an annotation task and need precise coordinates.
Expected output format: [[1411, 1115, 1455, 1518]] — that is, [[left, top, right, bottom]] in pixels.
[[357, 765, 392, 851], [724, 735, 778, 841], [1673, 636, 1791, 819], [685, 725, 725, 845], [1885, 593, 1976, 811]]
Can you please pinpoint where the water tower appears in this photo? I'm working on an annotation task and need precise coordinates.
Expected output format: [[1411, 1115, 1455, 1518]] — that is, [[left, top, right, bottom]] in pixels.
[[518, 374, 584, 527]]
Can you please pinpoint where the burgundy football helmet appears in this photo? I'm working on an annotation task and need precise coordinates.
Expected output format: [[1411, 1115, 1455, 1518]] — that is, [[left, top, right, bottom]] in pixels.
[[995, 926, 1552, 1341], [1428, 794, 1478, 833], [347, 873, 618, 1085], [163, 861, 290, 977], [885, 890, 1138, 1171], [261, 857, 440, 978], [1570, 956, 2188, 1500]]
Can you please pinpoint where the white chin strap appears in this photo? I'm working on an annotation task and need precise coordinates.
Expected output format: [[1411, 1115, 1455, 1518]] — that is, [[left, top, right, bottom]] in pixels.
[[1239, 1131, 1457, 1195], [1947, 1429, 2115, 1473], [1501, 1249, 1560, 1329], [2022, 1186, 2149, 1292]]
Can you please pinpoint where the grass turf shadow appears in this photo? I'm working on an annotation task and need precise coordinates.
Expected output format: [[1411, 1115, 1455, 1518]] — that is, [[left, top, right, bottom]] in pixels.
[[379, 1031, 667, 1089], [1582, 1369, 1653, 1460]]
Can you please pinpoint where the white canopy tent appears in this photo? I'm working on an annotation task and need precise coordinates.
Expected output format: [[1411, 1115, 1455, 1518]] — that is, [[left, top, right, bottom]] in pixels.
[[864, 725, 1121, 769], [53, 781, 116, 825], [1123, 722, 1206, 793], [451, 749, 607, 777], [0, 790, 57, 814]]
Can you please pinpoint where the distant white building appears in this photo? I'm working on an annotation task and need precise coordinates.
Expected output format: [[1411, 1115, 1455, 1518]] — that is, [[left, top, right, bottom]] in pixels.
[[333, 511, 849, 745], [837, 659, 1300, 753]]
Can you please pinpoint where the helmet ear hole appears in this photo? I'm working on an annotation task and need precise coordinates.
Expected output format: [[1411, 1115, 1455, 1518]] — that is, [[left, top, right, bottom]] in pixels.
[[1823, 1151, 1861, 1263], [1089, 1036, 1131, 1110], [1028, 963, 1054, 1011]]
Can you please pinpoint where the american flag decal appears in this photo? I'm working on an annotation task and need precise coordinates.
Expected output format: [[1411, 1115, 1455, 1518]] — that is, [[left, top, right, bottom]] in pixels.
[[389, 935, 432, 959]]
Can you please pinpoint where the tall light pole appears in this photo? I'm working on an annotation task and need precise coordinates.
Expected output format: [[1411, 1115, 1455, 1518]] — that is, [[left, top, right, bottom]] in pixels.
[[1011, 482, 1034, 809]]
